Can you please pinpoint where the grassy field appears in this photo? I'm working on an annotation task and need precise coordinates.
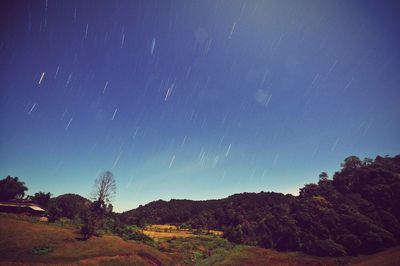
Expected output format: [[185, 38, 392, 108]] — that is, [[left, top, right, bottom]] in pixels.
[[155, 236, 351, 266], [348, 247, 400, 266], [142, 224, 223, 241], [1, 213, 399, 266], [0, 214, 176, 265]]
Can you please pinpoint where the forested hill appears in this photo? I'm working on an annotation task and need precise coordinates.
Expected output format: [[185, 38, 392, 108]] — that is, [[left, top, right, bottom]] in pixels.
[[120, 155, 400, 256]]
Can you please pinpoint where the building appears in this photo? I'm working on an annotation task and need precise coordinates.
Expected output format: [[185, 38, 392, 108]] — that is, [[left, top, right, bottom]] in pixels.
[[0, 200, 45, 215]]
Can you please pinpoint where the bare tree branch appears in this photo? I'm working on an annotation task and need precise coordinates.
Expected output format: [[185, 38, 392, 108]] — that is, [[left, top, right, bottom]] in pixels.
[[91, 171, 116, 203]]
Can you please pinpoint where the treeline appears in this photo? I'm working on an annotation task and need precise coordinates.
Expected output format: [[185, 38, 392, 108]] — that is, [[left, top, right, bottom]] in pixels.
[[120, 155, 400, 256]]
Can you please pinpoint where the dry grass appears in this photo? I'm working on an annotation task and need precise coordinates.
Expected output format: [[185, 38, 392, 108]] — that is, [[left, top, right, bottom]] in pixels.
[[349, 247, 400, 266], [0, 214, 175, 265], [215, 246, 349, 266], [145, 224, 179, 231], [142, 229, 195, 240], [214, 245, 400, 266], [142, 224, 223, 241]]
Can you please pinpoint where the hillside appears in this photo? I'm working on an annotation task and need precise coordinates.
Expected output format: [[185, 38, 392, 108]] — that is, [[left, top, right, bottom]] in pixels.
[[1, 213, 400, 265], [0, 213, 176, 265], [46, 193, 91, 221], [120, 155, 400, 256]]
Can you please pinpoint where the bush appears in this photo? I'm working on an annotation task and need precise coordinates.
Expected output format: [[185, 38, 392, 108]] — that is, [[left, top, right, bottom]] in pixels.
[[112, 223, 154, 243], [30, 246, 54, 255]]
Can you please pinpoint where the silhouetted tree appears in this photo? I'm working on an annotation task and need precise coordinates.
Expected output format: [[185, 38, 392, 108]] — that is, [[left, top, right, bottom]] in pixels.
[[341, 156, 362, 169], [319, 172, 329, 182], [91, 171, 116, 203], [81, 171, 116, 239], [29, 192, 52, 208], [0, 176, 28, 201]]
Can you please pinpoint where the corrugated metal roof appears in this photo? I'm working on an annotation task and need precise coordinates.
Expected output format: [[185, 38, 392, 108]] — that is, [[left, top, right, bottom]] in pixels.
[[0, 202, 45, 212]]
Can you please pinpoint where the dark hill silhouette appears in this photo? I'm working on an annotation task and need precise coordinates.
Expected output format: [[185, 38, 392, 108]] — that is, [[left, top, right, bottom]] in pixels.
[[47, 193, 91, 221]]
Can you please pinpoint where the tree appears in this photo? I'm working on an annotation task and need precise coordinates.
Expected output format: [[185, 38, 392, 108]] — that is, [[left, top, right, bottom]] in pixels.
[[299, 183, 319, 197], [0, 176, 28, 201], [91, 171, 116, 203], [81, 200, 104, 240], [29, 192, 52, 208], [319, 172, 329, 182], [47, 194, 90, 221], [341, 156, 362, 169], [81, 171, 116, 240]]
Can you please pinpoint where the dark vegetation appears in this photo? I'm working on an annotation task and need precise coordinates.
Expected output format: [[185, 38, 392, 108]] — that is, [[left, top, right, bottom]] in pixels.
[[46, 193, 90, 221], [1, 154, 399, 258], [119, 155, 400, 256], [28, 192, 52, 208], [0, 176, 28, 200], [30, 246, 54, 256]]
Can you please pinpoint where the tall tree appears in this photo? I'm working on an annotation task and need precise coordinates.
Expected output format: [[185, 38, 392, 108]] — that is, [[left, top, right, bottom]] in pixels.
[[81, 171, 116, 240], [0, 176, 28, 201], [91, 171, 116, 203], [29, 192, 52, 208]]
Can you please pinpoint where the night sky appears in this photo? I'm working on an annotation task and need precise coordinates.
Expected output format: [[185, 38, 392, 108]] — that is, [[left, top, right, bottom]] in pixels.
[[1, 0, 399, 211]]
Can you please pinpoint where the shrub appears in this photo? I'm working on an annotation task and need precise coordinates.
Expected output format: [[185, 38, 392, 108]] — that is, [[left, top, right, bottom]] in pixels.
[[112, 223, 153, 243], [30, 246, 54, 255]]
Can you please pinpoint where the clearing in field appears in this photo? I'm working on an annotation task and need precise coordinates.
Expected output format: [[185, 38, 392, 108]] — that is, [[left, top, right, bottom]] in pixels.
[[142, 224, 223, 241]]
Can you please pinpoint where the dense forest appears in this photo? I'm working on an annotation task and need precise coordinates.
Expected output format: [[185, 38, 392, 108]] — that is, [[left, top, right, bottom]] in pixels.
[[120, 155, 400, 256]]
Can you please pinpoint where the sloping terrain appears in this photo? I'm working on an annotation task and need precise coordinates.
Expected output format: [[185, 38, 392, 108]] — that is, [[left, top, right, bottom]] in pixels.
[[0, 214, 176, 265], [1, 213, 399, 266]]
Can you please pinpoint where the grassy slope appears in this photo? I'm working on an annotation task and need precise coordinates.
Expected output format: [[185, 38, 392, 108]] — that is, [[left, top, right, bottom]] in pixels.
[[0, 214, 176, 265], [215, 246, 400, 266], [1, 214, 399, 266], [160, 237, 348, 266], [348, 247, 400, 266], [215, 246, 348, 266]]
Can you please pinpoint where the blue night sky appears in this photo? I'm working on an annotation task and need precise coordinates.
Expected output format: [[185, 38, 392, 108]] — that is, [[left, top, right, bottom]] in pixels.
[[1, 0, 399, 211]]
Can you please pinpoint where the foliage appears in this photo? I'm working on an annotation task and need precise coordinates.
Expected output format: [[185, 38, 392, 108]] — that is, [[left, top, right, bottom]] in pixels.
[[161, 236, 235, 265], [119, 155, 400, 256], [115, 224, 153, 243], [80, 199, 107, 239], [0, 176, 28, 201], [81, 171, 116, 240], [28, 192, 52, 208], [30, 246, 54, 255], [46, 194, 90, 222]]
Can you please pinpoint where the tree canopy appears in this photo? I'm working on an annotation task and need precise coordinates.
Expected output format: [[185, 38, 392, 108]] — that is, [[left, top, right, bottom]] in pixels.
[[0, 176, 28, 201], [28, 192, 52, 208]]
